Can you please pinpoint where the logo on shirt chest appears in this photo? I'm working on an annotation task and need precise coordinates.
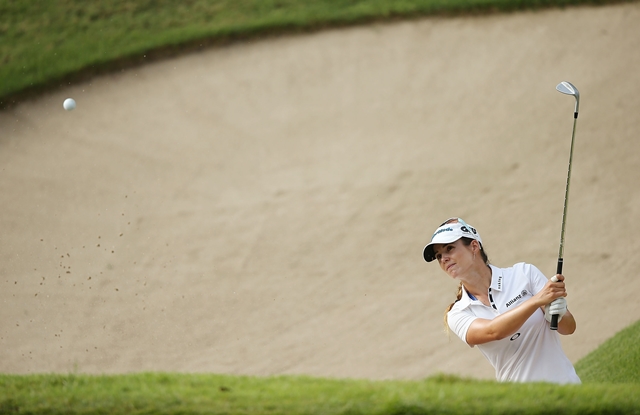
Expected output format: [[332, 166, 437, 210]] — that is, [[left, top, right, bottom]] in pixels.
[[505, 290, 529, 308]]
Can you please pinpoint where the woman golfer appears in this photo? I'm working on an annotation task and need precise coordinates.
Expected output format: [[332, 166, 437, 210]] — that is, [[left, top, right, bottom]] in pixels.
[[423, 217, 580, 384]]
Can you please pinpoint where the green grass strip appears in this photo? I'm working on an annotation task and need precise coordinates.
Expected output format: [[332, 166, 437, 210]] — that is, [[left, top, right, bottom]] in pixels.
[[1, 372, 639, 415], [1, 0, 635, 106], [2, 320, 639, 414]]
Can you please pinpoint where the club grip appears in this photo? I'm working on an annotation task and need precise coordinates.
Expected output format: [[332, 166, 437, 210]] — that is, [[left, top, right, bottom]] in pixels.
[[550, 258, 563, 330], [556, 258, 563, 275]]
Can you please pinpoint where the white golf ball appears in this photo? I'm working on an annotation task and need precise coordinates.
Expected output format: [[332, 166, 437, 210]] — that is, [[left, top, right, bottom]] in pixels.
[[63, 98, 76, 111]]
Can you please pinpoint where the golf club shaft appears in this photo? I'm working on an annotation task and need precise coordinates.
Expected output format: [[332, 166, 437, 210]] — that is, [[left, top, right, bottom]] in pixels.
[[551, 111, 578, 330]]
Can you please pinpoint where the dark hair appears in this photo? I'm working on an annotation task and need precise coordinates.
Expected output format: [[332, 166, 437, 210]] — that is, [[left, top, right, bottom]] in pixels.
[[443, 238, 489, 332]]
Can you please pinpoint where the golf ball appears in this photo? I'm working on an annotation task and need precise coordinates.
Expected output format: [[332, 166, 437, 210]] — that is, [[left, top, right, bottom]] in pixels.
[[63, 98, 76, 111]]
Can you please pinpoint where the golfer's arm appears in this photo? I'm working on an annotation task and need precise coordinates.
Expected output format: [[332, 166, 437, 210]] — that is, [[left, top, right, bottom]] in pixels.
[[466, 299, 541, 346], [558, 309, 576, 335]]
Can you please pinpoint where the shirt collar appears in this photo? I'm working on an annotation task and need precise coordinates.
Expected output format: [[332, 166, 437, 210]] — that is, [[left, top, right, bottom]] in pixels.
[[457, 284, 474, 308], [489, 264, 504, 292], [456, 265, 503, 309]]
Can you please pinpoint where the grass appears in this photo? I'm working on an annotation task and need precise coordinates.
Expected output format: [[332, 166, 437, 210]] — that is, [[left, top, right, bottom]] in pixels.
[[2, 324, 640, 415], [1, 372, 639, 415], [1, 0, 635, 108], [575, 319, 640, 383], [2, 320, 638, 414]]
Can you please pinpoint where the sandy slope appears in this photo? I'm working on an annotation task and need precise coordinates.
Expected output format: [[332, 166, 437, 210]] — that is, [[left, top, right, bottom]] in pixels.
[[1, 3, 640, 381]]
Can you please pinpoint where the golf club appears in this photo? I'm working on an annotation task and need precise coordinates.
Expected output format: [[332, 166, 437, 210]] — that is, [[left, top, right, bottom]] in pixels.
[[551, 81, 580, 330]]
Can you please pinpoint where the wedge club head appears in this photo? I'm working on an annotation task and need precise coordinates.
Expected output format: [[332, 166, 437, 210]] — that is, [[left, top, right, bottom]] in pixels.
[[556, 81, 580, 115]]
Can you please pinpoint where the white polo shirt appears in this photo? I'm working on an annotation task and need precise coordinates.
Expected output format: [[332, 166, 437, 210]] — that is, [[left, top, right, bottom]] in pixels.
[[447, 263, 581, 384]]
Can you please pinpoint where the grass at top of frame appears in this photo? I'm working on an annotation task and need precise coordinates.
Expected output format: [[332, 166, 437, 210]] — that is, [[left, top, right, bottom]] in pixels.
[[1, 372, 639, 415], [1, 0, 635, 107]]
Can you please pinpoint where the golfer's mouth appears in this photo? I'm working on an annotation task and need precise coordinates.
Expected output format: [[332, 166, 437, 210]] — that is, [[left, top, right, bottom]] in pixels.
[[446, 263, 456, 272]]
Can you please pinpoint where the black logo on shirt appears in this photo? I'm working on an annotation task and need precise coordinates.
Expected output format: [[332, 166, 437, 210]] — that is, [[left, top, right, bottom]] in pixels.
[[505, 290, 529, 308], [510, 333, 521, 341]]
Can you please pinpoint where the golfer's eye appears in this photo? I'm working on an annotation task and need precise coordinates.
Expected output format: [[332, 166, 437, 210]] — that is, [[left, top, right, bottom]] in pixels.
[[435, 253, 442, 261]]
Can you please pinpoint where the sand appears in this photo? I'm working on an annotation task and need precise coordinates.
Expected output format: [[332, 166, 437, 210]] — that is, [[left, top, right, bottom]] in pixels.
[[1, 2, 640, 381]]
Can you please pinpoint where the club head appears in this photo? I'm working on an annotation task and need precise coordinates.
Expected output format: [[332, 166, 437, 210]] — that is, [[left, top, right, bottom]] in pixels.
[[556, 81, 580, 114]]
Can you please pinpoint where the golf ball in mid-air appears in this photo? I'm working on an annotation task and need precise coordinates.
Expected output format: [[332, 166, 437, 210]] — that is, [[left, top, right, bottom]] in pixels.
[[63, 98, 76, 111]]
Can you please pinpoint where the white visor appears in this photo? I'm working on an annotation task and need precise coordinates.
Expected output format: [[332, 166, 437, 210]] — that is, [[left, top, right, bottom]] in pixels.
[[423, 219, 482, 262]]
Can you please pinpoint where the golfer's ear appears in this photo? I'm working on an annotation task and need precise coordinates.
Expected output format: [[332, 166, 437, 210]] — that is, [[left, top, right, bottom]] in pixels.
[[471, 240, 481, 252]]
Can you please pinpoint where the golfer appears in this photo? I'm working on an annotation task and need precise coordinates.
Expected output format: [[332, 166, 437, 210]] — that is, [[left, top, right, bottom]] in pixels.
[[423, 217, 581, 384]]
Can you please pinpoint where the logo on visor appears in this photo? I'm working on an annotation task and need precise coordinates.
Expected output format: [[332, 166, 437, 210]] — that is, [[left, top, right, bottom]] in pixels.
[[461, 226, 478, 236], [431, 227, 453, 241]]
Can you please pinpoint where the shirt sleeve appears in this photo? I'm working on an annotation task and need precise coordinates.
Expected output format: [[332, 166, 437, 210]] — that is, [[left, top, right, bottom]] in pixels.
[[447, 304, 478, 347], [524, 263, 549, 294]]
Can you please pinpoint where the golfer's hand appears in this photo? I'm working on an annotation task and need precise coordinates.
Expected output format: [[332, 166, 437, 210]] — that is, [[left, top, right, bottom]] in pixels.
[[535, 274, 567, 306], [545, 297, 568, 323]]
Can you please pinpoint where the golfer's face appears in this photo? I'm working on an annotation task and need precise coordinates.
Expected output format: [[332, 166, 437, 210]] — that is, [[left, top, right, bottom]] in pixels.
[[433, 239, 471, 277]]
